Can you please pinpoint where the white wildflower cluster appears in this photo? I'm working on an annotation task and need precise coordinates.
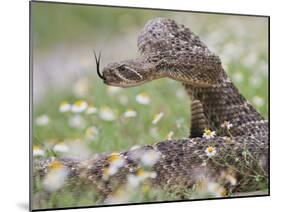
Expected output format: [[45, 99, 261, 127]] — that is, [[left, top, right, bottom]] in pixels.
[[42, 161, 68, 192], [221, 121, 233, 130], [53, 142, 69, 154], [203, 129, 216, 139], [152, 112, 164, 125], [35, 114, 49, 126], [33, 146, 45, 157], [68, 115, 86, 129], [85, 126, 99, 141], [127, 168, 157, 188], [123, 109, 137, 118], [195, 179, 226, 198], [99, 106, 117, 121], [205, 146, 217, 157], [102, 153, 125, 180], [136, 92, 151, 105], [140, 149, 161, 167]]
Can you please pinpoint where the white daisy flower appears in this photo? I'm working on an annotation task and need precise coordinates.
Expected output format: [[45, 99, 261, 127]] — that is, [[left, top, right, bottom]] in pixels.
[[221, 121, 233, 130], [152, 112, 164, 125], [99, 107, 116, 121], [71, 100, 88, 113], [127, 174, 141, 188], [140, 150, 161, 167], [252, 96, 264, 107], [107, 86, 122, 95], [166, 131, 174, 140], [107, 153, 125, 168], [53, 142, 69, 153], [33, 146, 45, 157], [61, 139, 91, 159], [86, 105, 98, 114], [203, 129, 216, 139], [42, 161, 68, 192], [68, 115, 86, 129], [59, 101, 71, 113], [85, 126, 98, 141], [103, 154, 125, 179], [136, 93, 151, 105], [205, 146, 217, 157], [207, 182, 227, 197], [123, 109, 137, 118], [35, 114, 49, 126]]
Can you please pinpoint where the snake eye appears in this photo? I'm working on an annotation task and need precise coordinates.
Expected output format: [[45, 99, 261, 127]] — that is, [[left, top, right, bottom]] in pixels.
[[118, 64, 126, 71]]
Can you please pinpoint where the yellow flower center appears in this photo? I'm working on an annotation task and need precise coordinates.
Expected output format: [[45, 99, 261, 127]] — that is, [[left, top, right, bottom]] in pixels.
[[207, 147, 214, 153], [139, 93, 148, 97], [107, 153, 120, 163], [48, 161, 63, 170], [74, 100, 85, 107], [204, 129, 212, 136], [33, 145, 41, 150], [136, 168, 145, 176]]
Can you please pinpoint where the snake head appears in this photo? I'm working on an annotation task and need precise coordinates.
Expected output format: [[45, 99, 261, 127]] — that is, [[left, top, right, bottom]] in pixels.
[[98, 57, 159, 88]]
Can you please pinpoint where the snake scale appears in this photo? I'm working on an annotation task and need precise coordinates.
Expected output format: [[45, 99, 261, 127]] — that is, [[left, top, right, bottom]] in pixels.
[[34, 18, 268, 201]]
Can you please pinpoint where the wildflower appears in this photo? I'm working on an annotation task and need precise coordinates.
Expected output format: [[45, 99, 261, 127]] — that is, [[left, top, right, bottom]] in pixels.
[[203, 129, 216, 139], [103, 153, 125, 180], [42, 161, 68, 192], [86, 104, 98, 114], [207, 182, 227, 197], [140, 150, 161, 167], [107, 86, 122, 95], [33, 146, 45, 157], [252, 96, 264, 107], [123, 109, 137, 118], [73, 78, 89, 97], [166, 131, 174, 140], [107, 153, 125, 168], [205, 146, 217, 157], [85, 126, 98, 141], [35, 114, 49, 126], [127, 169, 157, 188], [127, 174, 141, 187], [99, 106, 116, 121], [68, 115, 86, 129], [59, 101, 71, 112], [221, 121, 233, 130], [136, 92, 150, 105], [103, 167, 119, 179], [152, 112, 164, 125], [53, 142, 69, 154], [63, 139, 91, 159], [71, 100, 88, 113]]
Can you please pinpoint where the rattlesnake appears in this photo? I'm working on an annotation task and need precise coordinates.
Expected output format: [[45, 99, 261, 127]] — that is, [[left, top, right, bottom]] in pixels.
[[34, 18, 268, 201]]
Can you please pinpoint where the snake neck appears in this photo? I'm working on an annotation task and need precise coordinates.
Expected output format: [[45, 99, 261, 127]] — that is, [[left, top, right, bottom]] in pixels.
[[183, 79, 266, 137]]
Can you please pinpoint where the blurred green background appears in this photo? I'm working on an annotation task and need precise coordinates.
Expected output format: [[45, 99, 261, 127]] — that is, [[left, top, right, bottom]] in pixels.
[[32, 2, 268, 209]]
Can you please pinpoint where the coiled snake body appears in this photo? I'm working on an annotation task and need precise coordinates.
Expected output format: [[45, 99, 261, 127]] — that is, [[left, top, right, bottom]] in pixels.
[[34, 18, 268, 200]]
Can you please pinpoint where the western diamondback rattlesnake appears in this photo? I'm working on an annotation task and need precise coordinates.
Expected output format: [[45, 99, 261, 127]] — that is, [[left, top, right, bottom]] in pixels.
[[34, 18, 268, 200]]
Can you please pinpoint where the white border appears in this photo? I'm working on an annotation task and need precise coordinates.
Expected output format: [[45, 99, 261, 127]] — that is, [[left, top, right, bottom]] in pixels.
[[1, 0, 280, 211]]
